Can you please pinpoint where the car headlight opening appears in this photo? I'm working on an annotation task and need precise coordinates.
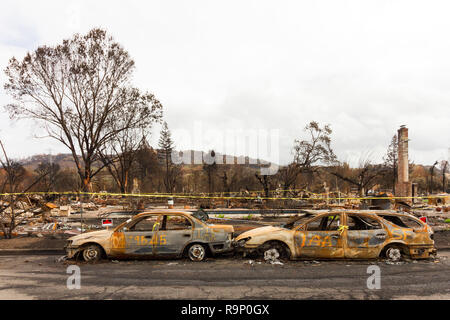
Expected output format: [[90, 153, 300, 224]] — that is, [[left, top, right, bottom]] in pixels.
[[237, 237, 251, 247]]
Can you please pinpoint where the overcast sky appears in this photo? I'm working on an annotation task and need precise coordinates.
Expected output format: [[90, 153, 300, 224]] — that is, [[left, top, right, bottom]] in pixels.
[[0, 0, 449, 166]]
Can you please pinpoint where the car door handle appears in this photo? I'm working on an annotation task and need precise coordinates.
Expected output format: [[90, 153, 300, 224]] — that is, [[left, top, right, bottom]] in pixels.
[[375, 233, 387, 238], [331, 235, 340, 239], [144, 235, 153, 239], [183, 234, 191, 237]]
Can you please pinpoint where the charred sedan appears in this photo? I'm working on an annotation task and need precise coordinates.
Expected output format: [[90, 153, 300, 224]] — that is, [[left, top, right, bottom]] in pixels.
[[234, 211, 436, 261], [66, 210, 234, 262]]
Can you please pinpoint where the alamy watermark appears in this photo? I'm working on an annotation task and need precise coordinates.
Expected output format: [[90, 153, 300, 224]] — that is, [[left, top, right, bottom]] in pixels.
[[66, 265, 81, 290], [366, 265, 381, 290], [170, 122, 280, 175]]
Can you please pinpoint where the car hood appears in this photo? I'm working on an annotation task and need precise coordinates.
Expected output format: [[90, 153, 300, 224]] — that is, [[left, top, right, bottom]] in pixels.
[[68, 229, 113, 242], [208, 224, 234, 233], [236, 226, 284, 240]]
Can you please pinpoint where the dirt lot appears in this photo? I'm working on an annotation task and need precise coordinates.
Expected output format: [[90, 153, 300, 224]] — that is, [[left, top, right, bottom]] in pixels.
[[0, 237, 67, 249], [433, 230, 450, 248]]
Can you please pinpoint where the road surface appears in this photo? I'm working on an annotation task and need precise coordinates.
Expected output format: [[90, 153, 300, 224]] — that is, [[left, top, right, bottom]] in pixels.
[[0, 252, 449, 299]]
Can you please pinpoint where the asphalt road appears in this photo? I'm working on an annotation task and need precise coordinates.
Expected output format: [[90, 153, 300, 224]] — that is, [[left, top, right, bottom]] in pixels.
[[0, 252, 449, 300]]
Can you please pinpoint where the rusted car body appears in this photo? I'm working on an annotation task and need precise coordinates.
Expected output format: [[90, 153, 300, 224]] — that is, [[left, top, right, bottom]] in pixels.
[[66, 210, 234, 262], [234, 211, 436, 261]]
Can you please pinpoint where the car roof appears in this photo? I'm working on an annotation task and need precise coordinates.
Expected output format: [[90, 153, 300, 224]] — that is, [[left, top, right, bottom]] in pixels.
[[134, 210, 193, 217], [311, 210, 378, 215], [312, 210, 412, 217], [326, 210, 423, 222]]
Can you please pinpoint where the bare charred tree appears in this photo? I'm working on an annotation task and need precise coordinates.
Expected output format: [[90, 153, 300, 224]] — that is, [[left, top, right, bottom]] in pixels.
[[54, 169, 80, 192], [221, 169, 232, 207], [254, 121, 336, 199], [98, 94, 162, 193], [221, 165, 242, 193], [203, 150, 218, 194], [99, 133, 143, 194], [289, 121, 337, 190], [222, 170, 231, 194], [428, 161, 438, 194], [277, 163, 302, 197], [133, 142, 162, 192], [4, 28, 162, 191], [34, 161, 60, 192], [331, 157, 385, 196], [255, 173, 276, 198], [167, 165, 183, 193], [219, 164, 258, 196], [0, 140, 48, 238], [294, 121, 336, 168], [383, 134, 398, 193]]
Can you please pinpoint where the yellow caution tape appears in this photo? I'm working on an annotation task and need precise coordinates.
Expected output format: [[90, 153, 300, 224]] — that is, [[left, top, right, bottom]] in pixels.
[[0, 191, 447, 202], [338, 225, 349, 235], [132, 187, 321, 196]]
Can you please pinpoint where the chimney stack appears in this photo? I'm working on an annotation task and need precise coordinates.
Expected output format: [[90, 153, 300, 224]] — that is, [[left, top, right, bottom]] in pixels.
[[396, 125, 412, 201]]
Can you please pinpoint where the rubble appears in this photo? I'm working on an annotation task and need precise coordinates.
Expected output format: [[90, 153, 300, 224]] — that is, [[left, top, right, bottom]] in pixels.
[[55, 256, 68, 263]]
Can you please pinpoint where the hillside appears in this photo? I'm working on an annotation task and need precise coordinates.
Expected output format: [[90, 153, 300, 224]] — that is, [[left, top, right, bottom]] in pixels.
[[19, 150, 275, 171]]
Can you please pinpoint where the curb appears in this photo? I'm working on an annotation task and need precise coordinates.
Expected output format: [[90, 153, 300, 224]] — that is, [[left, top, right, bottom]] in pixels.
[[0, 249, 65, 256]]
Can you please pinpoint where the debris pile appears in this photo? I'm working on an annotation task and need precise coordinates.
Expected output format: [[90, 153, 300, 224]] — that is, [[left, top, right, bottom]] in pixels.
[[1, 192, 449, 242], [0, 194, 128, 239]]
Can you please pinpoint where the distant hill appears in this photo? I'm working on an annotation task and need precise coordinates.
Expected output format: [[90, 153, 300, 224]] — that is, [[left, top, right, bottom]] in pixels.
[[20, 153, 78, 171], [171, 150, 274, 168], [19, 150, 276, 171]]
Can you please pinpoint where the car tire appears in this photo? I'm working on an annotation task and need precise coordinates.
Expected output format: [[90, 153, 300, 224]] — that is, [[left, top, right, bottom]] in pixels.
[[384, 245, 404, 262], [260, 241, 290, 261], [187, 243, 207, 262], [81, 244, 103, 262]]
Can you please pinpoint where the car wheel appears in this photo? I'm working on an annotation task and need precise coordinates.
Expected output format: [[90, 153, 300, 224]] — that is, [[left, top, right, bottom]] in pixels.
[[260, 241, 290, 261], [264, 248, 280, 261], [187, 244, 207, 262], [82, 244, 102, 262], [385, 245, 403, 262]]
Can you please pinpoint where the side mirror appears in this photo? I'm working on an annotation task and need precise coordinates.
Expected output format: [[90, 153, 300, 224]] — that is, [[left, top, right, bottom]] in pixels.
[[122, 227, 128, 232]]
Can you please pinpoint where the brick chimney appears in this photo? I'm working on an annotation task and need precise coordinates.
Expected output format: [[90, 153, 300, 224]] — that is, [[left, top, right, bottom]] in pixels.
[[396, 125, 412, 201]]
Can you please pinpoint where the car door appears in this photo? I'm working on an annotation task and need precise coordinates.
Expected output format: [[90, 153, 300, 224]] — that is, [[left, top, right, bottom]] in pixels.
[[344, 213, 387, 259], [155, 214, 193, 256], [122, 215, 161, 256], [294, 214, 344, 258]]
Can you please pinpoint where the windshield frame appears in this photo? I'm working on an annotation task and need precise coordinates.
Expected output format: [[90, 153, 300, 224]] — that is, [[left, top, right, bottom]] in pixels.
[[282, 213, 314, 230]]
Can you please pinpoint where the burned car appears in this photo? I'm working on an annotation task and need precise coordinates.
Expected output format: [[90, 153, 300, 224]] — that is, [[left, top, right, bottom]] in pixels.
[[66, 210, 234, 262], [234, 211, 436, 261]]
